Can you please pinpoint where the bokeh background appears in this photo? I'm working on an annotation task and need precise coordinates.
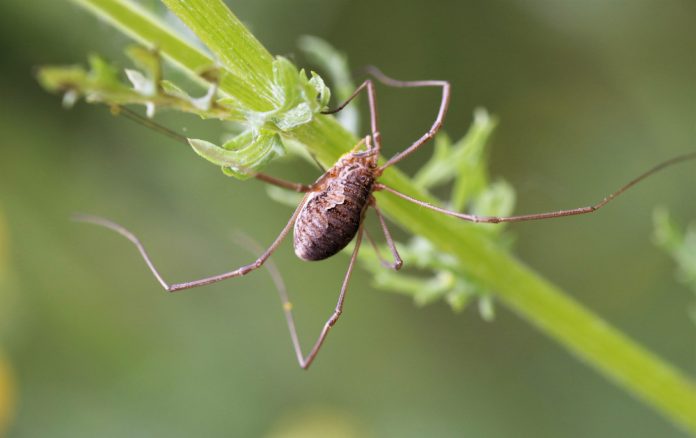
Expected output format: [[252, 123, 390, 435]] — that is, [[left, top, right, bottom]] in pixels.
[[1, 1, 695, 437]]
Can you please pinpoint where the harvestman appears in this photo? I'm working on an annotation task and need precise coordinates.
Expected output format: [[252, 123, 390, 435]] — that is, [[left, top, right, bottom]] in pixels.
[[78, 67, 696, 369]]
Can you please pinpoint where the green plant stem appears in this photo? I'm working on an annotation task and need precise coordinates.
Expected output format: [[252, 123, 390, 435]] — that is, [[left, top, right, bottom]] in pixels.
[[72, 0, 271, 110], [71, 0, 696, 433]]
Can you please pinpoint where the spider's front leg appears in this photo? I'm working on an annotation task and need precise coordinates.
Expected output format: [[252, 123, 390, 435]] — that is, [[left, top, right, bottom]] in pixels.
[[73, 194, 308, 292]]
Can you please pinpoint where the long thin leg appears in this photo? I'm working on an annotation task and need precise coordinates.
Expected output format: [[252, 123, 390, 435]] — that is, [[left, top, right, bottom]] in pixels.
[[253, 173, 314, 192], [374, 151, 696, 223], [365, 66, 450, 171], [364, 229, 400, 271], [298, 224, 364, 369], [236, 223, 364, 370], [116, 106, 313, 192], [231, 233, 308, 369], [370, 200, 403, 270], [73, 195, 308, 292], [322, 80, 382, 154]]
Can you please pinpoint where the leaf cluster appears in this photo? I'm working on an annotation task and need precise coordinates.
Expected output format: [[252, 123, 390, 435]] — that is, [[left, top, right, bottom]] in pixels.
[[37, 45, 331, 179], [360, 110, 516, 317]]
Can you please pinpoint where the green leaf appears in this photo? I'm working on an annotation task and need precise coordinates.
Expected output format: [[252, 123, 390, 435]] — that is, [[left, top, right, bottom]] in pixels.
[[471, 180, 515, 218], [266, 58, 331, 132], [37, 50, 237, 120], [297, 36, 353, 99], [450, 109, 497, 211], [298, 35, 357, 134], [272, 57, 301, 110], [412, 133, 454, 189], [308, 71, 331, 109], [654, 207, 684, 251], [36, 54, 130, 105], [471, 180, 516, 238], [188, 129, 285, 180], [124, 45, 161, 105], [413, 109, 498, 212], [478, 294, 496, 322], [446, 286, 473, 313], [125, 45, 161, 84], [86, 54, 123, 89], [36, 64, 88, 93], [160, 79, 190, 100], [273, 102, 313, 132]]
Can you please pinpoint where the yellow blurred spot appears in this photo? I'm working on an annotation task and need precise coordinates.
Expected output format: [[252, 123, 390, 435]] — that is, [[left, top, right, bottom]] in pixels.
[[265, 406, 369, 438], [0, 355, 14, 435], [0, 210, 16, 434], [283, 302, 293, 312]]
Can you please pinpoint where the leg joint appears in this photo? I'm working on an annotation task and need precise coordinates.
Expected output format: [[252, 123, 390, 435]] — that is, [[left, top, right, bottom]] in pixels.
[[328, 310, 342, 327]]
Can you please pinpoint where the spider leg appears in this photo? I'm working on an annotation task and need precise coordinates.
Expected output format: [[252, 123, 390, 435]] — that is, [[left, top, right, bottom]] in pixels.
[[322, 80, 382, 154], [364, 228, 401, 271], [231, 232, 309, 369], [374, 150, 696, 223], [116, 105, 314, 192], [296, 223, 364, 369], [365, 66, 450, 171], [369, 199, 403, 270], [73, 195, 308, 292], [253, 173, 315, 192]]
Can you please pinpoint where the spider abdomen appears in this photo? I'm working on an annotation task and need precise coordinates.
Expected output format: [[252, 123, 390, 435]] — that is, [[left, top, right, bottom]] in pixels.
[[294, 163, 374, 261]]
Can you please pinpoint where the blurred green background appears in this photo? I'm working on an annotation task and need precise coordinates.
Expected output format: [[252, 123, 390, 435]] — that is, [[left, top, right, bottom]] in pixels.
[[1, 1, 695, 437]]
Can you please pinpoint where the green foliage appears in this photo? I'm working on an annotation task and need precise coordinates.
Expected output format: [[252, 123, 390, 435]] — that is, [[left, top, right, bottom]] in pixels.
[[38, 48, 222, 118], [414, 109, 497, 211], [654, 208, 696, 324], [189, 132, 284, 180], [37, 46, 330, 179], [361, 110, 515, 317], [298, 35, 359, 135], [265, 57, 331, 131]]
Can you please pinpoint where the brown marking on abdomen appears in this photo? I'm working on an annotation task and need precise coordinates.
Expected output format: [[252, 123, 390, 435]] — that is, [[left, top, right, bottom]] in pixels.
[[294, 163, 374, 261]]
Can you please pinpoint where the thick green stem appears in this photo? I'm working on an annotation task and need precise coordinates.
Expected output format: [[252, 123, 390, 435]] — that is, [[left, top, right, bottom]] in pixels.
[[73, 0, 272, 110], [162, 0, 276, 110], [70, 0, 696, 433]]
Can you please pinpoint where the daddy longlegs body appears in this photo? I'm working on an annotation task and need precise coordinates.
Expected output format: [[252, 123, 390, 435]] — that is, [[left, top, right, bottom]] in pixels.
[[77, 66, 696, 369]]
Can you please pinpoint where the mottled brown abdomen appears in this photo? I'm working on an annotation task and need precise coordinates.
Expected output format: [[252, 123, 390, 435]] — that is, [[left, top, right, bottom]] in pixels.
[[294, 162, 374, 261]]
